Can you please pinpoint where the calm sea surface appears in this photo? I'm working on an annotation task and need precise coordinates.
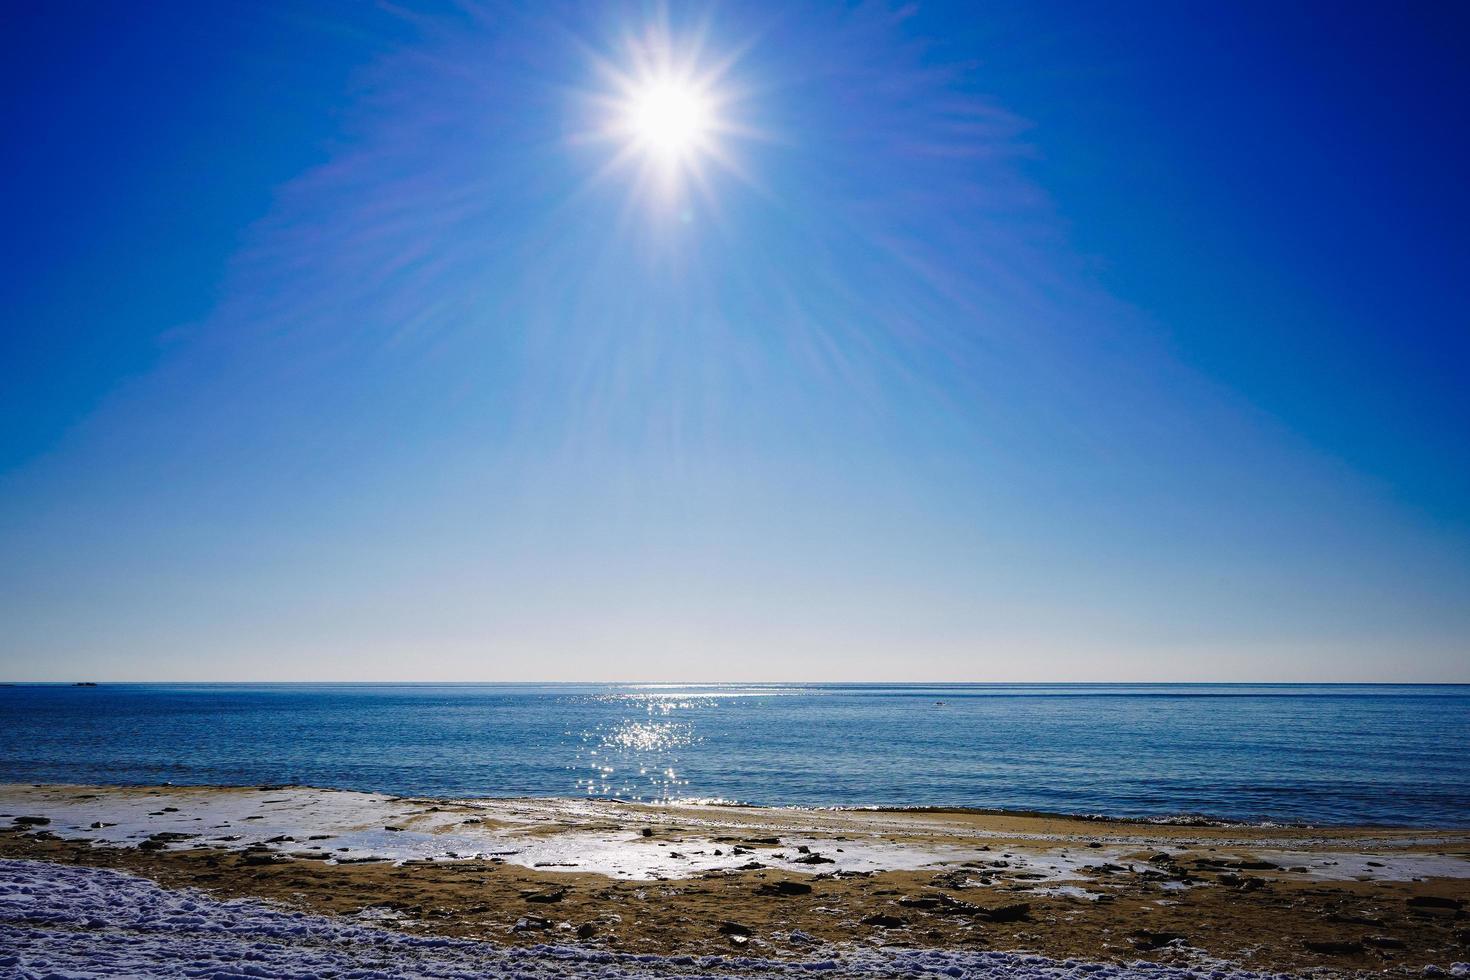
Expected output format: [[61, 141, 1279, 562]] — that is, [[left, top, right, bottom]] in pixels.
[[1, 683, 1466, 826]]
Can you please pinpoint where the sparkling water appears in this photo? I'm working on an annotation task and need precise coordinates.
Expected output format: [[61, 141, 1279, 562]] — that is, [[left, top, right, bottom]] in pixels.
[[1, 682, 1466, 826]]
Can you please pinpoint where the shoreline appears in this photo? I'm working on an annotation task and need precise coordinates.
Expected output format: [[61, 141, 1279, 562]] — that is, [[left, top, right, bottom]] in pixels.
[[9, 779, 1467, 833], [4, 782, 1469, 975]]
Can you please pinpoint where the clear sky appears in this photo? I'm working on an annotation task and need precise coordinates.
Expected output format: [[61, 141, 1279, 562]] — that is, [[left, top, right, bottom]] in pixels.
[[3, 1, 1467, 682]]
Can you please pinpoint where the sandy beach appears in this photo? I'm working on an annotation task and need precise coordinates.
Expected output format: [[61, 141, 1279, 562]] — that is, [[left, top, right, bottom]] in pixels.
[[3, 784, 1468, 977]]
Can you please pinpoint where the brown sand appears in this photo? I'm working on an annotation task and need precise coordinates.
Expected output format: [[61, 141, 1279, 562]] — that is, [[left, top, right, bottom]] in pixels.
[[3, 788, 1469, 976]]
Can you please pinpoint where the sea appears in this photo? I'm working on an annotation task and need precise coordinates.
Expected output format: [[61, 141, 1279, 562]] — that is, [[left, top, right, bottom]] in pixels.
[[1, 683, 1466, 827]]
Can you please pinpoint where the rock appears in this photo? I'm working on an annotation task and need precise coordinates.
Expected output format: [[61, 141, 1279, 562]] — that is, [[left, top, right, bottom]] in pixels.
[[13, 816, 50, 826], [1086, 842, 1102, 848], [796, 845, 810, 853], [148, 832, 198, 843], [1130, 931, 1186, 950], [576, 923, 597, 939], [1327, 912, 1385, 927], [513, 916, 551, 931], [384, 825, 405, 832], [862, 914, 906, 928], [1230, 859, 1279, 871], [641, 828, 654, 837], [718, 921, 752, 936], [1364, 936, 1407, 950], [1407, 896, 1464, 911], [756, 880, 812, 897], [523, 888, 567, 904], [1303, 940, 1365, 955], [898, 895, 945, 910], [975, 902, 1031, 923], [792, 853, 835, 864], [747, 837, 781, 845]]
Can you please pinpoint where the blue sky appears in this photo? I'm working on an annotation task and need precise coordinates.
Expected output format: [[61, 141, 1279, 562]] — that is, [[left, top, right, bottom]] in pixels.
[[2, 1, 1467, 681]]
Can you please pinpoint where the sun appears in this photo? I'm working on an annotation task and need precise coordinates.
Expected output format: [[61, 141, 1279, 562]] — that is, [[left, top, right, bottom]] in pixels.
[[621, 78, 715, 165], [581, 19, 748, 208]]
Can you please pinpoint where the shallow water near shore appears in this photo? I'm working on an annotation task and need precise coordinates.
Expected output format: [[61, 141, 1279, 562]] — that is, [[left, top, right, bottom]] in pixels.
[[2, 683, 1467, 826]]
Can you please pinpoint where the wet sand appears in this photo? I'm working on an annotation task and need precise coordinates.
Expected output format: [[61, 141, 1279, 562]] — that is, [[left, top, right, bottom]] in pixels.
[[3, 784, 1469, 975]]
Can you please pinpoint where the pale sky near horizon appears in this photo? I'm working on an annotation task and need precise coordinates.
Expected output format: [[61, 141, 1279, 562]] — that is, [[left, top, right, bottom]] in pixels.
[[3, 2, 1468, 682]]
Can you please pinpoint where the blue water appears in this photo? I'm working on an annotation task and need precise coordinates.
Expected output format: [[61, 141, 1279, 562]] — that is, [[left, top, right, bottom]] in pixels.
[[1, 683, 1466, 826]]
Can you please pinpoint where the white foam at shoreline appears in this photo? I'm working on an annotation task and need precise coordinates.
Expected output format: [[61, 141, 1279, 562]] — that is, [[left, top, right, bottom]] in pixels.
[[4, 858, 1396, 980]]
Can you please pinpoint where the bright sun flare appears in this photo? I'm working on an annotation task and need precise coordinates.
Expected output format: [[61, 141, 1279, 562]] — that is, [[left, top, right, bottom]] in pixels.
[[589, 24, 744, 205], [621, 78, 715, 165]]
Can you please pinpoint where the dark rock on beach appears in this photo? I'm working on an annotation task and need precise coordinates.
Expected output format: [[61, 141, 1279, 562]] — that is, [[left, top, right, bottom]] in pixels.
[[1130, 931, 1186, 950], [1302, 939, 1365, 955], [523, 888, 567, 904], [756, 880, 812, 897], [861, 913, 906, 928]]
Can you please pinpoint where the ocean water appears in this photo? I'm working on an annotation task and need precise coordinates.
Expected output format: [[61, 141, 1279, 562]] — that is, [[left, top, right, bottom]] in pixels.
[[0, 683, 1466, 827]]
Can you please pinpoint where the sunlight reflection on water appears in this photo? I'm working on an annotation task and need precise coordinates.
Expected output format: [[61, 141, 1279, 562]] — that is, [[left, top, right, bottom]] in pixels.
[[573, 695, 708, 798]]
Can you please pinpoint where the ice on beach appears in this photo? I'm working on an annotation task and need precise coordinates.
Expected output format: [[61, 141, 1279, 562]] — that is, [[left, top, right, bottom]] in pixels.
[[0, 858, 1351, 979], [4, 783, 1469, 886]]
